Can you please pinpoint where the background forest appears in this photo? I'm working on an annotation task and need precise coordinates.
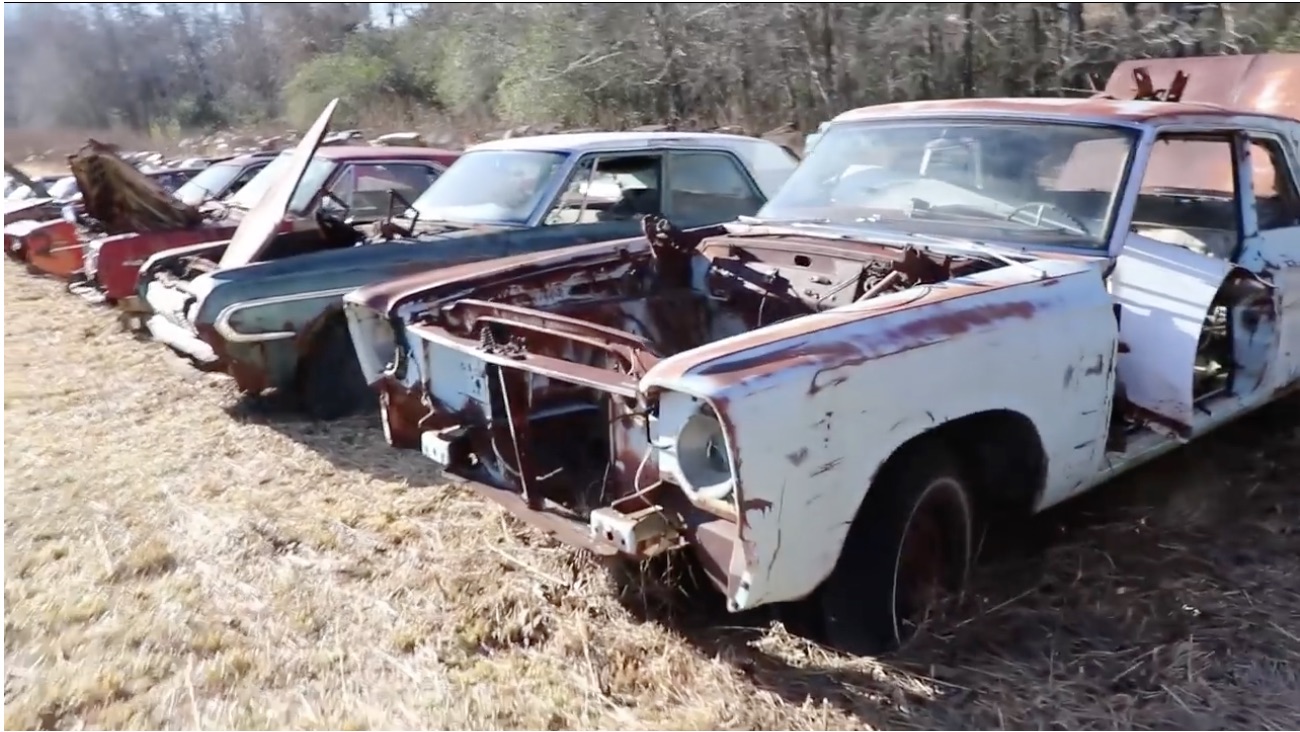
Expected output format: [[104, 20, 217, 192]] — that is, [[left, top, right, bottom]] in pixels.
[[6, 2, 1300, 150]]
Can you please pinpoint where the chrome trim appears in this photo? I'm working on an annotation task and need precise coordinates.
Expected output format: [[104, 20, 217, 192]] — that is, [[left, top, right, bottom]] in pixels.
[[212, 285, 359, 343]]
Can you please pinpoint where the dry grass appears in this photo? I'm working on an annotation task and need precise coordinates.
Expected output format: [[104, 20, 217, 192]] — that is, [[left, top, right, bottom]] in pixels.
[[4, 258, 1300, 730]]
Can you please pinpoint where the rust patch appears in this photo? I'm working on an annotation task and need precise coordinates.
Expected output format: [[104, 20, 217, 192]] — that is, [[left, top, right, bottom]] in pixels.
[[786, 447, 809, 466]]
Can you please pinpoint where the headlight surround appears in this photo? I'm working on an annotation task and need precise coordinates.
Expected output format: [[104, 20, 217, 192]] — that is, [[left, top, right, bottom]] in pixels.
[[654, 393, 737, 502]]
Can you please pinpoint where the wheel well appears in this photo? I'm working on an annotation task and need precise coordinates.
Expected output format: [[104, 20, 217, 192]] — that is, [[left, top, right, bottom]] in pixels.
[[881, 409, 1047, 517], [293, 308, 347, 379]]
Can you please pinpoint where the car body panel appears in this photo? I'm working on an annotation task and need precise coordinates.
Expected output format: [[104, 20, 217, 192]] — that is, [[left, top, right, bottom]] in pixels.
[[339, 54, 1300, 619], [137, 131, 797, 397]]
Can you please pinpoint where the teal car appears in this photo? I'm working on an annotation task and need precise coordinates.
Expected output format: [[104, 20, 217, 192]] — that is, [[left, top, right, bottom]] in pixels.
[[136, 101, 800, 419]]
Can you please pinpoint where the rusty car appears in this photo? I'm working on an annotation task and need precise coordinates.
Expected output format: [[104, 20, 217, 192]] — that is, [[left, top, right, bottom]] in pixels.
[[340, 53, 1300, 655], [135, 100, 800, 419], [62, 126, 458, 307], [9, 142, 261, 280]]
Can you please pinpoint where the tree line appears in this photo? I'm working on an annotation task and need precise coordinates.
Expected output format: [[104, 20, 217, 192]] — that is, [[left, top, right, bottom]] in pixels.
[[5, 2, 1299, 140]]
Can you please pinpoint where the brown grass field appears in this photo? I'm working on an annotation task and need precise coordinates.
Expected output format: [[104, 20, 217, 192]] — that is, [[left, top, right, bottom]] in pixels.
[[4, 257, 1300, 730]]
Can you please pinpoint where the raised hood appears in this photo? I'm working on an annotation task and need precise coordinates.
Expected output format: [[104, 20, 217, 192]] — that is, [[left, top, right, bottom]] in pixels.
[[218, 98, 338, 269], [4, 161, 52, 199], [67, 139, 203, 235]]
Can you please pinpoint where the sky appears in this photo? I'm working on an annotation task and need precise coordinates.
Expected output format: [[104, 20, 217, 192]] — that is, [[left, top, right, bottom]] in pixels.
[[1, 3, 420, 26]]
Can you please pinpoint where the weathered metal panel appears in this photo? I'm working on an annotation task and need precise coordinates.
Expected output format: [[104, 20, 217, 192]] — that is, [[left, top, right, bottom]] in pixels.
[[638, 258, 1117, 609], [1105, 53, 1300, 121], [219, 99, 338, 269], [1108, 234, 1236, 431]]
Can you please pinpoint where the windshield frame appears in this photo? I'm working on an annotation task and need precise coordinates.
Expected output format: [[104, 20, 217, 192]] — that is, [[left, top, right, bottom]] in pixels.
[[753, 116, 1144, 256], [406, 149, 574, 227]]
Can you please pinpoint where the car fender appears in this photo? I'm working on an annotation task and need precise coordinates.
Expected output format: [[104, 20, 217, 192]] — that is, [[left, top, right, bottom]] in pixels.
[[641, 257, 1119, 610]]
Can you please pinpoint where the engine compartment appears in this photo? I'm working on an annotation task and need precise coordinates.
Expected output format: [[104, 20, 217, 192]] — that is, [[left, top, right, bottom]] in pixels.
[[157, 217, 366, 281], [424, 228, 997, 366]]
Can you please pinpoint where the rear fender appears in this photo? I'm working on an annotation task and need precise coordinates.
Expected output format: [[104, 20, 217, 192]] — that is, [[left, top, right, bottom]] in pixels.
[[641, 258, 1120, 610], [23, 220, 81, 276]]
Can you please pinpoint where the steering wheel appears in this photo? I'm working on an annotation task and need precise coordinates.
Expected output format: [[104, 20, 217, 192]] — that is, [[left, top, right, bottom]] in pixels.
[[314, 191, 362, 241], [1005, 201, 1090, 235]]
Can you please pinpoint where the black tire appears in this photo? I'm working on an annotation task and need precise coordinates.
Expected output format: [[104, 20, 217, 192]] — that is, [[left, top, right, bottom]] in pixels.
[[295, 317, 373, 421], [817, 440, 974, 656]]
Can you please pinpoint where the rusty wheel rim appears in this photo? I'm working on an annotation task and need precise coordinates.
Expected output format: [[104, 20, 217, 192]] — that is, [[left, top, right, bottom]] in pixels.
[[894, 479, 965, 636]]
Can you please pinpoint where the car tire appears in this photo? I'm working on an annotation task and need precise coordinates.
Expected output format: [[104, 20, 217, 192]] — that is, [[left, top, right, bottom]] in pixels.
[[296, 317, 373, 421], [817, 440, 974, 656]]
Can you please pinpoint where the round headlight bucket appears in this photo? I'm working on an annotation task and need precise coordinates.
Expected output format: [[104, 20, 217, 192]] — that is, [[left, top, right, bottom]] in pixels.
[[675, 410, 735, 500]]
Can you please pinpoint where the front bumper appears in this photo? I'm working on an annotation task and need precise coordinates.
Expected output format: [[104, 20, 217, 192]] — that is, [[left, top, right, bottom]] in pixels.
[[142, 279, 221, 366], [414, 427, 742, 584], [144, 314, 219, 365]]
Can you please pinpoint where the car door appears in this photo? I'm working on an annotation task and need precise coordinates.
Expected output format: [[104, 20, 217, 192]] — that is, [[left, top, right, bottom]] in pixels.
[[1232, 126, 1300, 391], [663, 149, 767, 228]]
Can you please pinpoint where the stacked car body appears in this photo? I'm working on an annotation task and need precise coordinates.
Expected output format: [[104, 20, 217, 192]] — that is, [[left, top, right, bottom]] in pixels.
[[8, 54, 1299, 657]]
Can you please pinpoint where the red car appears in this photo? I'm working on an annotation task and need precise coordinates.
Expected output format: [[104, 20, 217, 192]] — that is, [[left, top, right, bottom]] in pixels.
[[86, 144, 459, 306], [11, 149, 271, 273]]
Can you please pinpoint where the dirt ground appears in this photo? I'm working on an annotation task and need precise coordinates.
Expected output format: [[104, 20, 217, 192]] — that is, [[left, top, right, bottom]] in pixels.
[[4, 258, 1300, 730]]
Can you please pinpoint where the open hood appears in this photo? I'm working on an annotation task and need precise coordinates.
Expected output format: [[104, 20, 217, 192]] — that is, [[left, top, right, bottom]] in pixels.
[[4, 161, 52, 199], [67, 139, 203, 235], [218, 98, 338, 269]]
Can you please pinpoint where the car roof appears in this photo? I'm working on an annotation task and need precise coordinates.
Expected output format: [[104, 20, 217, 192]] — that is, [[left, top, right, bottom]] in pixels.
[[831, 97, 1298, 126], [468, 131, 767, 154], [314, 145, 462, 163]]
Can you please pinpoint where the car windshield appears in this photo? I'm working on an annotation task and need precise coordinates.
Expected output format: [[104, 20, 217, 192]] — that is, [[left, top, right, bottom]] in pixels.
[[225, 153, 337, 215], [174, 162, 243, 206], [755, 119, 1140, 249], [47, 177, 78, 200], [407, 149, 568, 225]]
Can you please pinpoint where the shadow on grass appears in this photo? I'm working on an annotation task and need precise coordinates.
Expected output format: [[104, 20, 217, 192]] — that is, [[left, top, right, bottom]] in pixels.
[[227, 381, 1300, 729], [607, 396, 1300, 729]]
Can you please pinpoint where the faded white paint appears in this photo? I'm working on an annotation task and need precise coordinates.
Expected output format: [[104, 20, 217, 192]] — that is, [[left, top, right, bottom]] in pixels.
[[644, 258, 1118, 608], [1108, 234, 1236, 428], [339, 107, 1300, 620]]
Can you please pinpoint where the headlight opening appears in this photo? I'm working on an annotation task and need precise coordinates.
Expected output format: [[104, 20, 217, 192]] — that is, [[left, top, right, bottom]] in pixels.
[[674, 408, 736, 500]]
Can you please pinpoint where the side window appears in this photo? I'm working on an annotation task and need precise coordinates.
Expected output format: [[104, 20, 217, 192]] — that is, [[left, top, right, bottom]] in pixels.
[[544, 154, 663, 225], [1130, 134, 1240, 259], [1247, 137, 1300, 231], [666, 151, 764, 224], [328, 163, 441, 219]]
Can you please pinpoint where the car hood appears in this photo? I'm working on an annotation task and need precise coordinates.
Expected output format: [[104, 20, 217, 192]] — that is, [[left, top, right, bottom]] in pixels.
[[4, 197, 56, 217], [346, 234, 645, 317], [67, 140, 203, 235], [217, 98, 338, 270], [200, 224, 508, 291]]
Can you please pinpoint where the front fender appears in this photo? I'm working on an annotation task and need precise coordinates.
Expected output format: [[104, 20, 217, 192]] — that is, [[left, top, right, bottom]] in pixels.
[[138, 238, 235, 287], [99, 226, 235, 301], [24, 220, 82, 278], [208, 286, 362, 391], [642, 258, 1119, 610]]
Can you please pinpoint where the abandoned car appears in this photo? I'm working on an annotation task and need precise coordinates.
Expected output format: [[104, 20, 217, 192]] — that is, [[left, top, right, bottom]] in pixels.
[[340, 56, 1300, 655], [137, 100, 800, 419], [69, 126, 458, 306], [10, 142, 256, 281], [6, 143, 212, 271]]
